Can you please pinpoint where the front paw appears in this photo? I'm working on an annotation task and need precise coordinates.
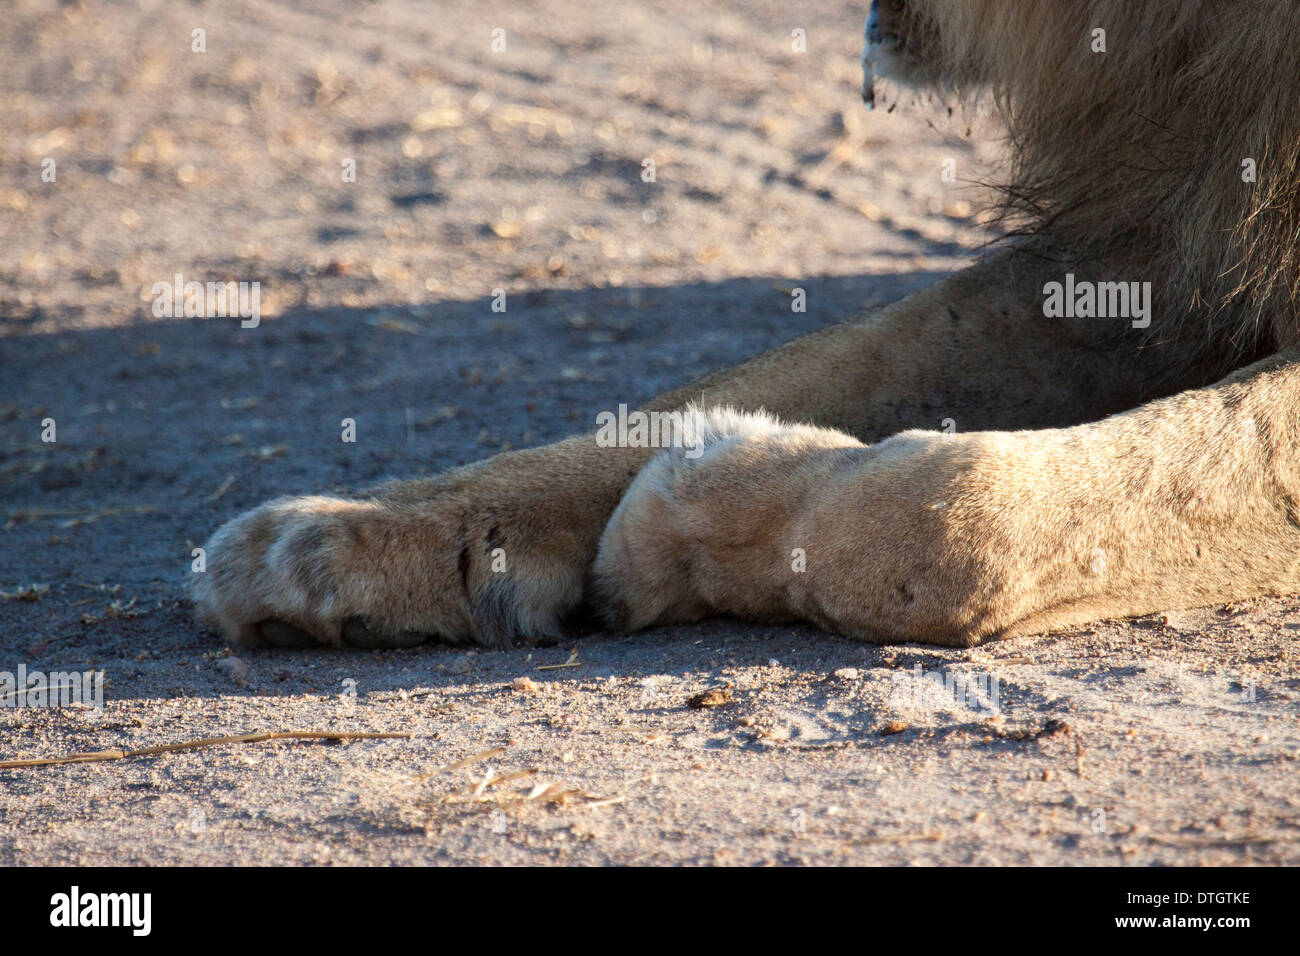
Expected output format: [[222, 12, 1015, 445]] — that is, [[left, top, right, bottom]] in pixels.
[[189, 495, 460, 648], [591, 450, 710, 632], [593, 408, 863, 631]]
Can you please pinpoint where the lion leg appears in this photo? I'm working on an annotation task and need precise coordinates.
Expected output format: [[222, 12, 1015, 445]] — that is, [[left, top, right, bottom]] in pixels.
[[595, 352, 1300, 643], [190, 253, 1203, 648]]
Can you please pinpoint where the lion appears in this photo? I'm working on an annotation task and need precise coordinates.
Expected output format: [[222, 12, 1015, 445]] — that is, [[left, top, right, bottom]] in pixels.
[[190, 0, 1300, 649]]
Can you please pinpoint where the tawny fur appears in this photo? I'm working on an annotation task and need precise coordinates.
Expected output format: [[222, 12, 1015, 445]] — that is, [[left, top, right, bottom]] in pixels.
[[904, 0, 1300, 367], [190, 1, 1300, 649]]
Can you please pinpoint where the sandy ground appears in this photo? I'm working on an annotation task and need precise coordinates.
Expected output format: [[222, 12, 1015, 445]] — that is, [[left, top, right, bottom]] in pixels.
[[1, 0, 1297, 866]]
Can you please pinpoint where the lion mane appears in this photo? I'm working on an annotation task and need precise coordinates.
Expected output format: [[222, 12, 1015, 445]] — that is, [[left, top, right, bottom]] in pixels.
[[901, 0, 1300, 373]]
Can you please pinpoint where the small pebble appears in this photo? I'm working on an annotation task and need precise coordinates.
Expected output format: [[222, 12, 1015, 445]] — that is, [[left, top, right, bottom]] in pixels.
[[511, 676, 539, 694], [688, 688, 732, 709]]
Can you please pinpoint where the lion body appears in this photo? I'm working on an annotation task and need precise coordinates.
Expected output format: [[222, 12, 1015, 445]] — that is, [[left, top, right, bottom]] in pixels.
[[191, 1, 1300, 649]]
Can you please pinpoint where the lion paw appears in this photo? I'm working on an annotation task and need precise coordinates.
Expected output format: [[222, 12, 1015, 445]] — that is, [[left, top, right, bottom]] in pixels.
[[190, 495, 459, 648]]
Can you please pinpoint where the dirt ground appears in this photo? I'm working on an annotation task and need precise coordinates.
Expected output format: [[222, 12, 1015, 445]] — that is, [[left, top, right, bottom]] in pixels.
[[1, 0, 1297, 866]]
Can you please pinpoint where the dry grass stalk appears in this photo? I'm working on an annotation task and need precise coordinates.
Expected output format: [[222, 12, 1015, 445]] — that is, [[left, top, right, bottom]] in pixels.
[[0, 730, 410, 769], [537, 647, 580, 670]]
